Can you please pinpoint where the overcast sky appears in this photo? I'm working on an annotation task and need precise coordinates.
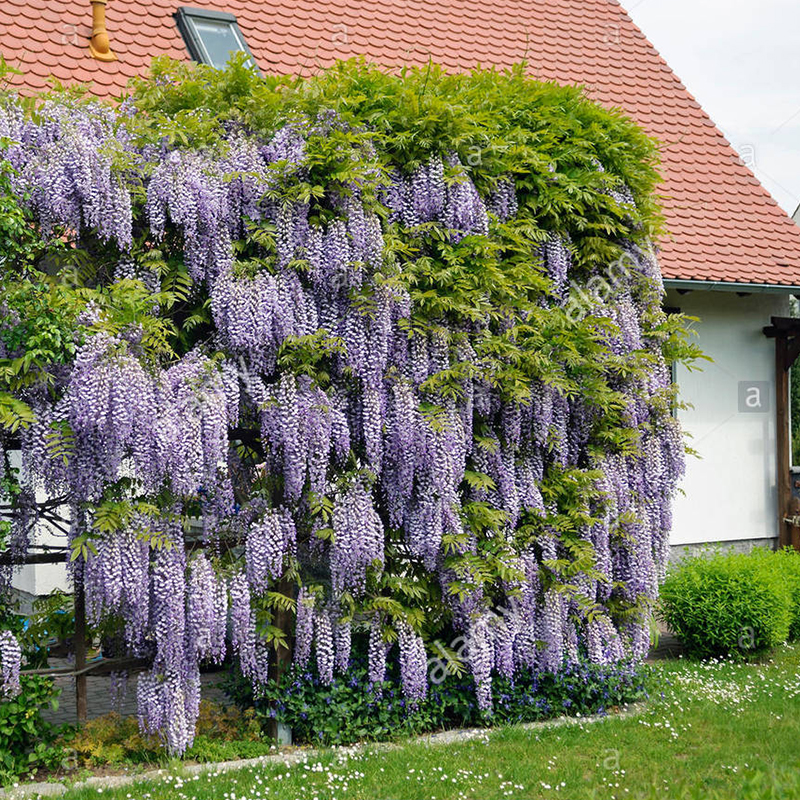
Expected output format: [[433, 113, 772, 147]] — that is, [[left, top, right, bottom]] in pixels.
[[625, 0, 800, 216]]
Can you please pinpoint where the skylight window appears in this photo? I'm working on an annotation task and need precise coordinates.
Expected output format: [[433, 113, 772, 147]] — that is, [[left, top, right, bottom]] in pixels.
[[175, 7, 256, 70]]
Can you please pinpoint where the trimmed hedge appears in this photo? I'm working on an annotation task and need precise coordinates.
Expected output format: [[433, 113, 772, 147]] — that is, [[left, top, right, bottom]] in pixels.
[[770, 547, 800, 639], [659, 548, 800, 660]]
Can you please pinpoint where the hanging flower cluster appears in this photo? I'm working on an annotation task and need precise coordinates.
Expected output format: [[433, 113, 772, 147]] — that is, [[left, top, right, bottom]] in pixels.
[[0, 100, 133, 248], [22, 338, 230, 507], [188, 553, 228, 664], [246, 507, 297, 593], [0, 630, 21, 698], [84, 525, 150, 648], [0, 63, 689, 754]]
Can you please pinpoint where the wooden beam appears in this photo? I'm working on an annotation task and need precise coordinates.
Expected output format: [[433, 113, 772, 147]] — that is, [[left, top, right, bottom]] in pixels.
[[22, 656, 149, 678], [769, 316, 800, 334], [776, 336, 793, 549], [0, 552, 67, 566], [74, 577, 88, 723], [265, 577, 294, 743]]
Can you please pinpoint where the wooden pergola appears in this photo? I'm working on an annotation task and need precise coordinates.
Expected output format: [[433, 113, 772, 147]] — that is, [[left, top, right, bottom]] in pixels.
[[0, 547, 145, 722], [764, 316, 800, 550]]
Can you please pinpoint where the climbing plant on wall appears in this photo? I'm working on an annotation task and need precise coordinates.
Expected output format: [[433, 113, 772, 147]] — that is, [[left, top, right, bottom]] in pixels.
[[0, 56, 699, 753]]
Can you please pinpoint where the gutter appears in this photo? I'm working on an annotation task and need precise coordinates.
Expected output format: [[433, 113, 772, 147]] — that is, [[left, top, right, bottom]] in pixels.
[[663, 278, 800, 294]]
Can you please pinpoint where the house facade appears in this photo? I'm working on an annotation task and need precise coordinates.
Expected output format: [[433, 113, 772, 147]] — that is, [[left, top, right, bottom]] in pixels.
[[3, 0, 800, 595], [669, 288, 790, 554]]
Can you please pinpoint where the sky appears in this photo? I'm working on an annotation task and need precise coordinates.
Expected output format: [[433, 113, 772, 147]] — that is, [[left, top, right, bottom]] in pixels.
[[625, 0, 800, 216]]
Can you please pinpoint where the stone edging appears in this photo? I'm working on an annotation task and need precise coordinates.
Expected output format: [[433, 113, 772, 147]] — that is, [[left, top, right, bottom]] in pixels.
[[0, 702, 645, 800]]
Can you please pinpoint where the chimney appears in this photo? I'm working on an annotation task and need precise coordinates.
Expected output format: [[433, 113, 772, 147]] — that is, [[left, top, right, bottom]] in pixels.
[[88, 0, 117, 62]]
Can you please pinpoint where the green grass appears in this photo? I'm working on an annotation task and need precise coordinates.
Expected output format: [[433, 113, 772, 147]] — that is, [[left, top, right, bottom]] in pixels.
[[50, 646, 800, 800]]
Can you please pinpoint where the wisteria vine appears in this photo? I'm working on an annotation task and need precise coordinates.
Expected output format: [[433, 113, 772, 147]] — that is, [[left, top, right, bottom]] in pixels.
[[0, 61, 691, 753]]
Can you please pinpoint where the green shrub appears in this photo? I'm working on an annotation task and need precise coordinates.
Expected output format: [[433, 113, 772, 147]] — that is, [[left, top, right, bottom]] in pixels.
[[769, 547, 800, 640], [660, 550, 791, 659], [0, 675, 69, 785], [60, 713, 160, 767]]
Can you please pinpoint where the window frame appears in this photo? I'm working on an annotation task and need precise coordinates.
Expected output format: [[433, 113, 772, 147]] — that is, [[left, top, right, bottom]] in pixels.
[[174, 7, 258, 70]]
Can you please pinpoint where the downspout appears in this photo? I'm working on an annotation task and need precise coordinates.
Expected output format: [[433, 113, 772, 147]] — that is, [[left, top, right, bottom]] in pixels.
[[88, 0, 117, 62]]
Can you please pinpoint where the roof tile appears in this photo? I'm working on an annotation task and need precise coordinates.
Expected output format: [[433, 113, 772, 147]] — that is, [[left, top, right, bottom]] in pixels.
[[2, 0, 800, 285]]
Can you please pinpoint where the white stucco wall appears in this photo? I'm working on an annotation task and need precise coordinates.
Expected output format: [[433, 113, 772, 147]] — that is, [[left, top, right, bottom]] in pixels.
[[667, 288, 790, 547], [9, 451, 69, 601], [14, 560, 69, 599]]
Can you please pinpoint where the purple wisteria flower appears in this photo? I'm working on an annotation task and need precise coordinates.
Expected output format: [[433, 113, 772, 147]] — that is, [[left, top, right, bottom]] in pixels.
[[2, 95, 686, 743], [0, 631, 21, 697]]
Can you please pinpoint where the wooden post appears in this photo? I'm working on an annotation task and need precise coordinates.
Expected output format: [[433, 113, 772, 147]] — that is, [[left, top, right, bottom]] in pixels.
[[791, 497, 800, 552], [74, 576, 88, 723], [266, 578, 293, 743], [776, 336, 792, 549]]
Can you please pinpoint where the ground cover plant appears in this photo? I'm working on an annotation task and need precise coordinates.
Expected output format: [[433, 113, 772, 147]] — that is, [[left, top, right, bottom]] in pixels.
[[60, 700, 272, 769], [0, 55, 698, 757], [230, 649, 648, 745], [0, 674, 67, 784], [39, 644, 800, 800]]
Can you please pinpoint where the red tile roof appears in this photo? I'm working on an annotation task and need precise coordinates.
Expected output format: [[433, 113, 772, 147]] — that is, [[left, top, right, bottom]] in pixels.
[[3, 0, 800, 286]]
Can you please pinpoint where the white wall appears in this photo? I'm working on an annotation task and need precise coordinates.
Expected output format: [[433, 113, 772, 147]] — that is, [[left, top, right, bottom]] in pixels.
[[9, 450, 69, 601], [667, 288, 789, 546], [14, 562, 69, 599]]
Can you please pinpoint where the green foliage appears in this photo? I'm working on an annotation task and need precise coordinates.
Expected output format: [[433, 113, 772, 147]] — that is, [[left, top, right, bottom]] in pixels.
[[0, 675, 68, 785], [660, 549, 792, 659], [0, 595, 22, 634], [60, 713, 159, 768], [123, 57, 701, 642], [0, 156, 42, 273], [224, 651, 647, 747], [0, 135, 73, 411], [0, 59, 702, 754], [0, 150, 48, 433], [760, 546, 800, 641], [17, 590, 75, 668], [185, 736, 273, 763], [0, 58, 697, 617]]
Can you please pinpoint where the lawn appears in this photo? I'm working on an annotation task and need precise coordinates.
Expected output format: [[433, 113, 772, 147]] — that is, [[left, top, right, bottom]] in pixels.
[[48, 645, 800, 800]]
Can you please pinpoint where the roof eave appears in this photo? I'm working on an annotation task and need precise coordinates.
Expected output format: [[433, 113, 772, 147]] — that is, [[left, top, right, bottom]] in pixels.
[[664, 278, 800, 294]]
